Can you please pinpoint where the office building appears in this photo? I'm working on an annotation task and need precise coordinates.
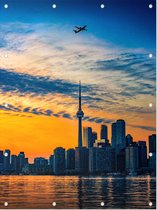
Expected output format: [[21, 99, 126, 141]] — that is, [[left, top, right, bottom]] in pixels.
[[111, 122, 117, 148], [126, 134, 133, 146], [0, 150, 4, 172], [149, 134, 156, 153], [34, 157, 48, 175], [138, 141, 147, 168], [100, 124, 108, 140], [17, 152, 25, 173], [92, 131, 97, 145], [89, 146, 115, 173], [66, 148, 75, 170], [83, 127, 93, 148], [125, 143, 139, 173], [53, 147, 65, 175], [3, 149, 10, 172], [49, 155, 54, 174], [116, 119, 126, 148], [11, 155, 18, 173], [75, 147, 89, 174]]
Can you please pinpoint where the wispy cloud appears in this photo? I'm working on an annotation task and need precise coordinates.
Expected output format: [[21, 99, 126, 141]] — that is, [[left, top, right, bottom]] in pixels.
[[0, 22, 156, 130]]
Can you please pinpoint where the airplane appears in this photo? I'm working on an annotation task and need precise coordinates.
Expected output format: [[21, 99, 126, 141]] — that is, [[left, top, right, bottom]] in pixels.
[[73, 25, 87, 33]]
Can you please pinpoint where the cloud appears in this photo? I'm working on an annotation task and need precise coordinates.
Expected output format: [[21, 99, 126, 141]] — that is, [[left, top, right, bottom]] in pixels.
[[129, 124, 156, 132], [0, 22, 155, 129]]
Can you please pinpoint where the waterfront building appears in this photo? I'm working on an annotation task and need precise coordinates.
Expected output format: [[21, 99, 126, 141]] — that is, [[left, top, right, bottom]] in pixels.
[[34, 157, 48, 175], [3, 149, 10, 173], [89, 146, 115, 173], [92, 131, 97, 145], [138, 141, 147, 169], [11, 155, 18, 173], [0, 150, 4, 172], [100, 124, 108, 140], [111, 122, 117, 148], [66, 148, 75, 170], [53, 147, 65, 175], [17, 152, 26, 173], [125, 143, 139, 173], [49, 155, 54, 174], [83, 127, 93, 148], [75, 147, 89, 174], [149, 134, 156, 153], [126, 134, 133, 146]]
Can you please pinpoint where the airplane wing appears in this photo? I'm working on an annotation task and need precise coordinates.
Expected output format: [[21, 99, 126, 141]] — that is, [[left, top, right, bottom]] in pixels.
[[75, 26, 81, 29], [83, 25, 87, 29]]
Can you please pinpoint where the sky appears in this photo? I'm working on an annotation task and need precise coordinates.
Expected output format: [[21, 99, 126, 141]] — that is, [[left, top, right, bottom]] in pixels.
[[0, 0, 156, 161]]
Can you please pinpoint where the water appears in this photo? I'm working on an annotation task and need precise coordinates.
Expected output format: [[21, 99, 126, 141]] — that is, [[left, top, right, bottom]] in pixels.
[[0, 175, 156, 209]]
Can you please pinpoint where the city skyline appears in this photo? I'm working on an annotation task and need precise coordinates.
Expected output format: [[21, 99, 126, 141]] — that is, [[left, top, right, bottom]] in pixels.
[[0, 0, 156, 160]]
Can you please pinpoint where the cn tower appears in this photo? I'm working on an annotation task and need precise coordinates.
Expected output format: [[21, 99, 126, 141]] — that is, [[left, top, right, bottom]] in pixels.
[[76, 81, 84, 148]]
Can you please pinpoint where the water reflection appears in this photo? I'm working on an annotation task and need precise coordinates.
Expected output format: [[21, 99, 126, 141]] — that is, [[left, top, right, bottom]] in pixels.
[[0, 176, 156, 209]]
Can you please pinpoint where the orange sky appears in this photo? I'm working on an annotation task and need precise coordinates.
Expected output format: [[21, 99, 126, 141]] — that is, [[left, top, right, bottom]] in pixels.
[[0, 108, 155, 163]]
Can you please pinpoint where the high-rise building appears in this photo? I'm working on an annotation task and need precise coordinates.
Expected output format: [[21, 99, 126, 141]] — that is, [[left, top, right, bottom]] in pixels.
[[34, 157, 48, 175], [83, 127, 93, 148], [149, 134, 156, 153], [125, 143, 139, 173], [111, 122, 117, 148], [116, 119, 126, 148], [17, 152, 25, 173], [76, 81, 84, 148], [49, 155, 54, 174], [66, 149, 75, 170], [138, 141, 147, 169], [148, 134, 156, 173], [11, 155, 18, 173], [92, 132, 97, 145], [126, 134, 133, 146], [3, 149, 10, 172], [53, 147, 65, 175], [112, 120, 126, 151], [0, 150, 4, 173], [89, 146, 115, 173], [100, 124, 108, 140], [75, 147, 89, 174]]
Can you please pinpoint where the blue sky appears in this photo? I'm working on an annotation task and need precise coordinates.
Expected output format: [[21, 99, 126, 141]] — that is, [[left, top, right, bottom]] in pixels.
[[0, 0, 156, 50], [0, 0, 156, 133]]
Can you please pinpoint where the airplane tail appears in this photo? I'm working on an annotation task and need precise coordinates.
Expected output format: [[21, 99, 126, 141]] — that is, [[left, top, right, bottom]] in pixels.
[[73, 30, 78, 33]]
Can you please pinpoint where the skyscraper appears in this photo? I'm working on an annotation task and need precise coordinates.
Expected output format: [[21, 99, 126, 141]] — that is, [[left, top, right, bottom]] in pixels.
[[126, 134, 133, 146], [148, 134, 156, 173], [53, 147, 65, 175], [111, 122, 117, 148], [3, 149, 10, 173], [0, 151, 4, 173], [11, 155, 18, 173], [116, 119, 126, 148], [92, 131, 97, 145], [76, 81, 84, 148], [138, 141, 147, 169], [83, 127, 93, 148], [17, 152, 25, 173], [66, 148, 75, 170], [89, 146, 115, 174], [100, 124, 108, 140], [149, 134, 156, 153], [125, 143, 139, 174]]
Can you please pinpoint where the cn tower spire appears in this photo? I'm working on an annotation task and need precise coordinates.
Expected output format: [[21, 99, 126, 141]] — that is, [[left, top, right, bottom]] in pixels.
[[79, 80, 81, 110], [76, 81, 84, 148]]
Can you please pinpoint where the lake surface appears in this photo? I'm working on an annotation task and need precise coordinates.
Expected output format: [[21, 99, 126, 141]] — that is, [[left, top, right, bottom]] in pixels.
[[0, 175, 156, 209]]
